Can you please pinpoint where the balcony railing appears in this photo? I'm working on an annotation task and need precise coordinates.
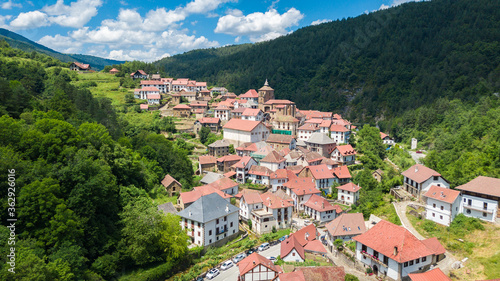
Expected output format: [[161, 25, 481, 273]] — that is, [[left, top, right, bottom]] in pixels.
[[216, 226, 228, 235], [463, 204, 495, 214], [361, 251, 385, 265]]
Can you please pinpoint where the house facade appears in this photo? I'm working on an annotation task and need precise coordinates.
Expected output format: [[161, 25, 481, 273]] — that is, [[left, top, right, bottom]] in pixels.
[[423, 185, 461, 226], [238, 252, 282, 281], [401, 164, 450, 198], [233, 156, 257, 184], [330, 124, 350, 144], [172, 104, 191, 117], [223, 119, 270, 146], [266, 134, 296, 151], [298, 164, 336, 193], [336, 182, 361, 205], [325, 213, 366, 251], [305, 133, 336, 158], [238, 189, 264, 221], [456, 176, 500, 222], [161, 174, 182, 196], [302, 194, 342, 223], [330, 145, 356, 166], [208, 139, 231, 157]]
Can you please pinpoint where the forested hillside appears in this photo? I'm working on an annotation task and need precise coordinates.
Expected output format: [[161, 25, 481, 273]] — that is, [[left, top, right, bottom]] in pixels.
[[0, 41, 194, 280], [155, 0, 500, 121]]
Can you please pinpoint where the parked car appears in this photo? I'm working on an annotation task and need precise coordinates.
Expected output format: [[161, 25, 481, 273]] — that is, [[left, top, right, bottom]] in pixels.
[[278, 235, 288, 242], [195, 277, 204, 281], [258, 242, 270, 252], [220, 260, 234, 270], [233, 253, 246, 264], [267, 256, 277, 263], [206, 268, 219, 280], [246, 248, 256, 255], [416, 150, 422, 154]]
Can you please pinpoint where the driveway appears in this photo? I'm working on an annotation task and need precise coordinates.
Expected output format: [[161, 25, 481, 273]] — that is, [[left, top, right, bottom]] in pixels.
[[211, 243, 281, 281], [408, 150, 426, 164]]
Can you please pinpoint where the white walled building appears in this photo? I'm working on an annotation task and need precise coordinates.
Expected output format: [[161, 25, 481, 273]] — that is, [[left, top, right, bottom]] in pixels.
[[302, 194, 343, 223], [238, 252, 282, 281], [239, 189, 264, 221], [242, 108, 264, 121], [401, 164, 450, 198], [223, 119, 270, 147], [422, 185, 461, 226], [325, 213, 366, 252], [330, 124, 351, 144], [214, 105, 231, 121], [330, 144, 356, 166], [336, 182, 361, 205], [232, 156, 257, 184], [177, 193, 239, 247], [456, 176, 500, 222], [260, 150, 286, 172]]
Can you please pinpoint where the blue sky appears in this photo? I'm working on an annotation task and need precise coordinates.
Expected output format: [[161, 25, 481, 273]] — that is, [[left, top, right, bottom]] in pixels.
[[0, 0, 420, 61]]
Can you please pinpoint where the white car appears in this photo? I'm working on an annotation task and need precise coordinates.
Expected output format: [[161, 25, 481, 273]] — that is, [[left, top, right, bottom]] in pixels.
[[258, 242, 270, 252], [267, 256, 277, 263], [233, 253, 246, 264], [220, 260, 234, 270], [206, 268, 219, 279]]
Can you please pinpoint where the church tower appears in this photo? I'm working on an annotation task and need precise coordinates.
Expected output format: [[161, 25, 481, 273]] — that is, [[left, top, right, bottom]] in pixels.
[[258, 79, 275, 106]]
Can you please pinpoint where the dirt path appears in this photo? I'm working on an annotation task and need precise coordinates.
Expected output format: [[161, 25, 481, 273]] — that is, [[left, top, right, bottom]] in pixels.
[[325, 251, 374, 281]]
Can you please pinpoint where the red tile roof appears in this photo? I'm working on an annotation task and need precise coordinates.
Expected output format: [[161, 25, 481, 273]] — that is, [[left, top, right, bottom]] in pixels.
[[140, 104, 149, 109], [380, 132, 391, 139], [238, 252, 281, 276], [224, 171, 236, 178], [401, 164, 443, 184], [319, 120, 332, 128], [305, 119, 323, 124], [261, 150, 286, 164], [242, 108, 262, 116], [330, 124, 349, 132], [304, 239, 327, 254], [141, 80, 162, 85], [209, 177, 238, 191], [173, 104, 191, 109], [161, 174, 181, 188], [232, 156, 254, 169], [353, 220, 435, 263], [421, 237, 446, 255], [109, 68, 119, 72], [303, 194, 342, 213], [281, 235, 305, 260], [298, 123, 320, 131], [325, 213, 366, 238], [179, 185, 231, 204], [239, 89, 259, 98], [278, 271, 306, 281], [308, 164, 335, 180], [248, 165, 273, 177], [455, 176, 500, 197], [408, 268, 451, 281], [423, 186, 460, 204], [223, 119, 263, 132], [197, 117, 220, 124], [294, 266, 345, 281], [198, 155, 216, 165], [333, 144, 356, 156], [217, 154, 242, 162], [337, 182, 362, 192], [332, 166, 351, 179], [284, 178, 319, 195], [272, 169, 288, 179], [73, 62, 90, 69], [147, 93, 161, 99], [141, 86, 160, 92], [293, 224, 318, 246], [261, 191, 293, 209], [215, 104, 231, 110], [264, 99, 295, 105], [240, 189, 263, 205]]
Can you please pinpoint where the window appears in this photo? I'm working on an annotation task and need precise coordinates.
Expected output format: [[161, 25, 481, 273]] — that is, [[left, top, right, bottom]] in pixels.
[[409, 260, 414, 266], [422, 257, 426, 262], [433, 203, 436, 208], [230, 222, 233, 227], [216, 219, 219, 224], [433, 176, 438, 181], [362, 245, 367, 252], [483, 212, 487, 217], [432, 213, 435, 217], [198, 232, 200, 237], [416, 258, 420, 264], [466, 209, 471, 214], [209, 239, 212, 244], [292, 253, 295, 256], [383, 256, 389, 265], [440, 215, 443, 220], [404, 262, 408, 267], [209, 230, 212, 236], [441, 206, 444, 210]]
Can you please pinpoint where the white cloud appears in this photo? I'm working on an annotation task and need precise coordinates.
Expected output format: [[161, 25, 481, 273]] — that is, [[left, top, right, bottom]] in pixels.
[[311, 19, 331, 26], [184, 0, 235, 14], [2, 0, 22, 9], [37, 34, 82, 53], [10, 11, 49, 29], [108, 48, 170, 62], [214, 8, 303, 42], [0, 15, 11, 28], [42, 0, 103, 28]]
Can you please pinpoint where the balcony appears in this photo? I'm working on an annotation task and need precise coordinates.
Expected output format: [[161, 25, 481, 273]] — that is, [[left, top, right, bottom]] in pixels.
[[216, 225, 228, 235], [463, 204, 495, 214], [361, 251, 385, 265]]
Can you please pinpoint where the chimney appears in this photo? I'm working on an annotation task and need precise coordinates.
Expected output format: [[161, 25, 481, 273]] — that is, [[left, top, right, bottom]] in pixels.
[[225, 204, 229, 212], [322, 202, 325, 209], [394, 246, 398, 256], [415, 166, 419, 173]]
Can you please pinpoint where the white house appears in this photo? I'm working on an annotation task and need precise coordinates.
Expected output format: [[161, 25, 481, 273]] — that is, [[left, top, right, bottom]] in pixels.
[[401, 164, 450, 198], [330, 144, 356, 166], [297, 123, 320, 141], [325, 213, 366, 252], [281, 235, 305, 262], [177, 193, 240, 247], [209, 177, 239, 195], [214, 104, 231, 121], [147, 93, 161, 104], [336, 182, 362, 205], [353, 220, 442, 280], [270, 169, 289, 192], [251, 192, 293, 233], [239, 89, 259, 103], [422, 185, 461, 226], [248, 165, 274, 187], [302, 194, 342, 223], [456, 176, 500, 222], [141, 80, 168, 93], [260, 150, 286, 172], [284, 176, 322, 211], [380, 132, 395, 145], [242, 108, 264, 121], [298, 164, 337, 193], [238, 252, 282, 281], [238, 189, 264, 221], [223, 119, 270, 146], [330, 124, 350, 144], [232, 156, 257, 184], [139, 86, 160, 100]]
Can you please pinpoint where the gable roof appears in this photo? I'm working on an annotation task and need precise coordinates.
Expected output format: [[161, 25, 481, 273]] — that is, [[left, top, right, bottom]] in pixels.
[[200, 172, 224, 184], [303, 194, 342, 213], [408, 268, 451, 281], [281, 235, 305, 260], [333, 144, 356, 156], [307, 164, 335, 180], [298, 123, 319, 131], [304, 239, 327, 254], [232, 156, 254, 169], [421, 237, 446, 255], [157, 202, 177, 215], [109, 68, 119, 72], [197, 117, 220, 124], [455, 176, 500, 197], [330, 124, 349, 132], [242, 108, 262, 117], [325, 213, 366, 237], [240, 189, 263, 205], [238, 252, 281, 276], [217, 154, 242, 162], [141, 86, 160, 92], [173, 104, 191, 109], [294, 267, 345, 281], [278, 271, 306, 281], [248, 165, 274, 177], [179, 185, 231, 205], [261, 150, 286, 164], [198, 155, 217, 165], [208, 139, 230, 148], [293, 224, 318, 246], [147, 93, 161, 99], [401, 164, 443, 184], [223, 119, 263, 132], [284, 178, 319, 195], [353, 220, 434, 263], [336, 182, 362, 193], [306, 132, 335, 145], [72, 62, 90, 69], [423, 185, 460, 204], [161, 174, 181, 188], [209, 177, 238, 191], [240, 89, 259, 98], [261, 191, 293, 209], [177, 192, 238, 223], [267, 134, 295, 144], [380, 132, 392, 140], [332, 166, 351, 179]]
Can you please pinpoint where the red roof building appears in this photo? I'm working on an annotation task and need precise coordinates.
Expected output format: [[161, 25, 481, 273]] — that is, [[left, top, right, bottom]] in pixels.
[[303, 194, 342, 223], [408, 268, 451, 281], [401, 164, 450, 198], [281, 235, 305, 262], [293, 267, 345, 281], [238, 252, 282, 281]]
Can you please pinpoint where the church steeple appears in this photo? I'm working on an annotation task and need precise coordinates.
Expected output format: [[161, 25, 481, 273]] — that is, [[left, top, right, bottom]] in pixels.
[[264, 79, 269, 86]]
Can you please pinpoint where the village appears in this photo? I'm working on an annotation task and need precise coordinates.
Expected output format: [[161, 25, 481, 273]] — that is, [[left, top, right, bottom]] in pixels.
[[82, 66, 500, 281]]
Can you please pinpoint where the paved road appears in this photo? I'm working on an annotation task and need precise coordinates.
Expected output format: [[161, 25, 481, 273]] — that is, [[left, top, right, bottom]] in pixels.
[[408, 150, 426, 164], [211, 243, 281, 281]]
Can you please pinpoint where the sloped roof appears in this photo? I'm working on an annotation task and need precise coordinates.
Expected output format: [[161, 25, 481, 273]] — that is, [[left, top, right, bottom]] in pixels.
[[325, 213, 366, 237], [197, 117, 220, 124], [238, 252, 281, 276], [147, 93, 161, 99], [72, 62, 90, 69], [140, 104, 149, 109], [304, 240, 327, 254], [232, 156, 254, 169], [304, 151, 324, 163], [158, 202, 177, 215], [261, 150, 286, 164], [305, 119, 324, 125], [267, 134, 295, 144], [278, 271, 305, 281], [179, 186, 231, 206], [353, 220, 434, 263], [173, 104, 191, 109], [423, 186, 460, 204], [248, 165, 274, 177], [293, 224, 318, 246], [294, 267, 345, 281], [109, 68, 119, 72], [200, 172, 224, 184], [401, 164, 443, 184], [455, 176, 500, 197], [281, 235, 305, 260], [208, 139, 231, 148], [306, 132, 335, 145], [319, 120, 332, 128], [199, 155, 217, 165], [161, 174, 181, 188], [253, 145, 274, 157], [303, 194, 342, 213], [408, 268, 451, 281], [209, 177, 238, 191], [240, 189, 263, 205], [242, 108, 262, 116], [337, 182, 362, 193], [223, 119, 263, 132], [330, 124, 349, 132], [333, 144, 356, 156], [232, 107, 247, 114], [240, 89, 259, 98], [261, 191, 293, 209], [308, 164, 335, 179], [332, 166, 351, 179], [224, 171, 236, 178], [421, 237, 446, 255], [380, 132, 392, 139], [298, 123, 319, 131], [272, 169, 288, 179], [217, 154, 242, 162], [284, 177, 317, 193], [177, 193, 238, 223], [142, 86, 160, 91]]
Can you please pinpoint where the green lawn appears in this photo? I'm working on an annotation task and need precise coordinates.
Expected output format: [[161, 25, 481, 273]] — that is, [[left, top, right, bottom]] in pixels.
[[72, 72, 133, 106]]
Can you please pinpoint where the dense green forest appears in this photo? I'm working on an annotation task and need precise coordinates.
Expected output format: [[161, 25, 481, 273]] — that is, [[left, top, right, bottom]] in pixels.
[[0, 41, 195, 280], [154, 0, 500, 122], [0, 28, 125, 70]]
